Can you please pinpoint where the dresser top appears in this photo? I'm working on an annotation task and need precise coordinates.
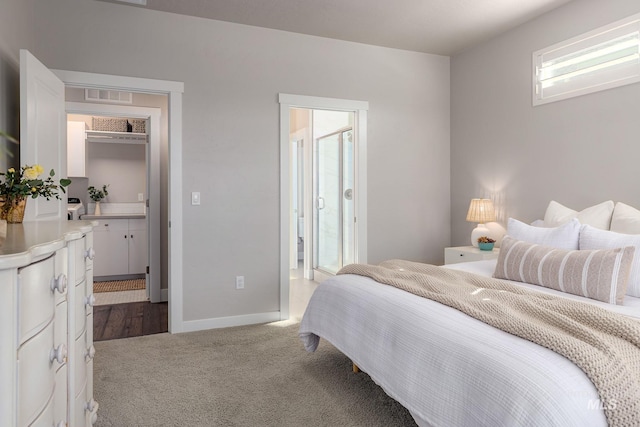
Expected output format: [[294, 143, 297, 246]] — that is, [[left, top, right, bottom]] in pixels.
[[0, 220, 96, 269]]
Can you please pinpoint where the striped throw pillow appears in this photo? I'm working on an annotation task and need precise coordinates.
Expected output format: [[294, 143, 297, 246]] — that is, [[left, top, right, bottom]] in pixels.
[[494, 236, 634, 305]]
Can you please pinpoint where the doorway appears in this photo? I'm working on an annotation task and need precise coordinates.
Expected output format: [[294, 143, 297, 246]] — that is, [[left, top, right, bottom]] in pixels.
[[279, 93, 369, 320], [54, 68, 185, 333], [64, 102, 163, 302]]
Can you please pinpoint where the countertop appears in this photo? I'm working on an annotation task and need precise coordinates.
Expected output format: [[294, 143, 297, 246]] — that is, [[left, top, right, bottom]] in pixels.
[[0, 220, 97, 269], [81, 214, 146, 220]]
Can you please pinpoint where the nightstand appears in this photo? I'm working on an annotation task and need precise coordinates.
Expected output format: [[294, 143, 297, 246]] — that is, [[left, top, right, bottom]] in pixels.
[[444, 246, 500, 265]]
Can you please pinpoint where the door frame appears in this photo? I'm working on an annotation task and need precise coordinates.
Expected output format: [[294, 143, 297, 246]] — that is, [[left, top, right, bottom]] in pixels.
[[65, 101, 161, 303], [54, 69, 185, 333], [279, 93, 368, 320]]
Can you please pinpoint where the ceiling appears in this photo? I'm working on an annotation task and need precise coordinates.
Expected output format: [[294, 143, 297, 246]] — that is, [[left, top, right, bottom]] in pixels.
[[101, 0, 574, 55]]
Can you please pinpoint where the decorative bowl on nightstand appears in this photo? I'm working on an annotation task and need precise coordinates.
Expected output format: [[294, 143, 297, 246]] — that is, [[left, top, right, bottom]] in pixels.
[[478, 242, 494, 251]]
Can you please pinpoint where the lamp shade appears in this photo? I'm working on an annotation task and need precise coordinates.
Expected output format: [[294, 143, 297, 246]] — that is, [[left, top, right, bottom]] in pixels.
[[466, 199, 496, 224]]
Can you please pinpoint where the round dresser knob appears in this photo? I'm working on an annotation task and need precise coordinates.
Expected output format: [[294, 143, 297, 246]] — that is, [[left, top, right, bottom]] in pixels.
[[86, 345, 96, 361], [49, 343, 67, 364], [50, 274, 67, 294], [85, 294, 96, 307]]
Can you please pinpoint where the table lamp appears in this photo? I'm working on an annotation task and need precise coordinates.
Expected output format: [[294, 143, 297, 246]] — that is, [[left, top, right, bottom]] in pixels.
[[466, 198, 496, 247]]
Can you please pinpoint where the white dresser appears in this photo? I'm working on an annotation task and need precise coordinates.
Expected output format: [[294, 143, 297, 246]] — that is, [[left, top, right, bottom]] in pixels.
[[0, 220, 98, 427]]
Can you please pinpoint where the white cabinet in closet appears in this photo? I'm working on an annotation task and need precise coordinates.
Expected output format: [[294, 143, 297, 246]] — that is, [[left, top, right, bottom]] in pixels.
[[0, 221, 98, 427], [93, 218, 147, 278], [67, 121, 88, 177]]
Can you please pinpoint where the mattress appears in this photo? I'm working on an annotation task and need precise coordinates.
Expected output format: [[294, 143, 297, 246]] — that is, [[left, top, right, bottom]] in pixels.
[[299, 259, 640, 427]]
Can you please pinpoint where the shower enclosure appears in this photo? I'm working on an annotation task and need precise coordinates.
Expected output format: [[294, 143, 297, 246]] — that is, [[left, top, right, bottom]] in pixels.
[[313, 127, 354, 275]]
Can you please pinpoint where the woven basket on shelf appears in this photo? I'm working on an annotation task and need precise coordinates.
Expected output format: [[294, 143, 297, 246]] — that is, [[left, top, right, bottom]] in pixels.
[[92, 117, 128, 132], [130, 119, 146, 133]]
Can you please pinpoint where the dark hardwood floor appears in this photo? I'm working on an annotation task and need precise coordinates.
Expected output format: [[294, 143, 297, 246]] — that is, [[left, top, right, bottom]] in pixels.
[[93, 301, 168, 341]]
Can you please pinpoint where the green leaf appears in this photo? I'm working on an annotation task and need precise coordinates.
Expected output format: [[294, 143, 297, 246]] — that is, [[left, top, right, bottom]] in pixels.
[[49, 169, 55, 177], [60, 178, 72, 187]]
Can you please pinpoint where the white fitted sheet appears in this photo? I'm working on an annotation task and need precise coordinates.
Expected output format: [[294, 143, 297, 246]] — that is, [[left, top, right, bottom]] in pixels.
[[299, 260, 640, 427]]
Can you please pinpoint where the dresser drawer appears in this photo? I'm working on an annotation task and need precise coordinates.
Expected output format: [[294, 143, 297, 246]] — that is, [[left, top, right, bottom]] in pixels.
[[26, 391, 54, 427], [73, 237, 87, 285], [74, 381, 89, 427], [444, 246, 500, 265], [18, 256, 55, 344], [54, 247, 68, 305], [75, 280, 91, 339], [74, 331, 88, 394], [54, 363, 68, 426], [17, 321, 55, 426], [54, 300, 68, 371]]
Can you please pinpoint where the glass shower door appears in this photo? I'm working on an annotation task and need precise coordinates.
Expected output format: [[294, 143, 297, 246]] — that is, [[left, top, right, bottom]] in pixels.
[[314, 128, 354, 275]]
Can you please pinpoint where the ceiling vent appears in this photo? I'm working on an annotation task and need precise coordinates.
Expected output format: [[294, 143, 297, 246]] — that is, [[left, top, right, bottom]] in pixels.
[[113, 0, 147, 5], [85, 89, 133, 104]]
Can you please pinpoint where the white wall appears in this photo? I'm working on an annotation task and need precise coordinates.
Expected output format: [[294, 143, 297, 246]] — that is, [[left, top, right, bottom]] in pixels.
[[451, 0, 640, 246], [28, 0, 450, 324]]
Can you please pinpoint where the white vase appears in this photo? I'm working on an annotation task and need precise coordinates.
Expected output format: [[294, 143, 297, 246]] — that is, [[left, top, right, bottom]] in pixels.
[[95, 201, 101, 215]]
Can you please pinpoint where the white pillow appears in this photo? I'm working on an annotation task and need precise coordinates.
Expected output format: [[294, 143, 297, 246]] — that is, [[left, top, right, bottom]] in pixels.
[[543, 200, 614, 230], [506, 217, 580, 250], [610, 202, 640, 234], [579, 224, 640, 297]]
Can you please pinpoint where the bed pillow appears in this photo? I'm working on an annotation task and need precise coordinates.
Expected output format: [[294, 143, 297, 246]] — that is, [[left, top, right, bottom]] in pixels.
[[494, 236, 634, 305], [579, 224, 640, 297], [610, 202, 640, 234], [506, 217, 580, 249], [543, 200, 614, 230]]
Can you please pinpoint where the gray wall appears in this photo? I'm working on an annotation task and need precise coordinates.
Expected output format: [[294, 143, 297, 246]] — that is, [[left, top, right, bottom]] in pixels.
[[451, 0, 640, 246], [23, 0, 450, 322]]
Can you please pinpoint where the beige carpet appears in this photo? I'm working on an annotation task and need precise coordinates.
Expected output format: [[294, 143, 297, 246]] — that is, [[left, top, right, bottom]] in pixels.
[[94, 279, 145, 293], [94, 321, 417, 427]]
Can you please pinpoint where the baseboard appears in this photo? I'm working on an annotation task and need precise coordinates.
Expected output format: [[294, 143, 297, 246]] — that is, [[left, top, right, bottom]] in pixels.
[[161, 288, 168, 302], [313, 269, 333, 283], [182, 311, 281, 333]]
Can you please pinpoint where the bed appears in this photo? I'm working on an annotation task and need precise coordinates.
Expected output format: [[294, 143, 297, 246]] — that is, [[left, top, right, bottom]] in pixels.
[[299, 204, 640, 427]]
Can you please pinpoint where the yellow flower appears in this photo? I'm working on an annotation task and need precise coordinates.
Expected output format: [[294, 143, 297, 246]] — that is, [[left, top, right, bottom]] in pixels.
[[31, 187, 37, 193], [33, 164, 44, 175], [7, 168, 14, 174], [23, 166, 40, 180]]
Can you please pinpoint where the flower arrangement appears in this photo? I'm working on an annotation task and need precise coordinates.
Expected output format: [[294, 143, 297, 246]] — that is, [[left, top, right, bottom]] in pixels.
[[88, 184, 109, 202], [477, 236, 496, 244], [0, 165, 72, 222]]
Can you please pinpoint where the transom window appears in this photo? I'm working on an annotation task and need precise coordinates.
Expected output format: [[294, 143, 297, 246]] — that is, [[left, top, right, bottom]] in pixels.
[[533, 13, 640, 106]]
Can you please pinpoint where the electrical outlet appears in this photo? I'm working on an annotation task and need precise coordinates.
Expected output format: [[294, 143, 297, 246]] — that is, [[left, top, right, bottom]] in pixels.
[[235, 276, 245, 289]]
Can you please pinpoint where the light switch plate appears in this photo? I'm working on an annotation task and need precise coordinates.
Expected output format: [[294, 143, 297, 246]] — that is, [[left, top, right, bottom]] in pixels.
[[191, 191, 201, 205]]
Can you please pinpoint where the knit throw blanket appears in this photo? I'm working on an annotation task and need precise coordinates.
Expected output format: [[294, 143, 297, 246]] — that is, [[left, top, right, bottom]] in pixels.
[[338, 260, 640, 426]]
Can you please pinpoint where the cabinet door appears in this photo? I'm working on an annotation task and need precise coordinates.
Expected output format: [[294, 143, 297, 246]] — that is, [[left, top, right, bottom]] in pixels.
[[67, 121, 87, 177], [93, 220, 129, 277], [128, 219, 148, 275]]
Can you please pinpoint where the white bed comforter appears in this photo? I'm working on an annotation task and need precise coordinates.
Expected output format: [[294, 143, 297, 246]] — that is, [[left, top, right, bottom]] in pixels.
[[299, 260, 640, 427]]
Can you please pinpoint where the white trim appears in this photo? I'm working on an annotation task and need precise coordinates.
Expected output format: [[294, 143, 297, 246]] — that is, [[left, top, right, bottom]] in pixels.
[[279, 93, 368, 321], [278, 93, 368, 112], [54, 69, 185, 333], [182, 312, 281, 332]]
